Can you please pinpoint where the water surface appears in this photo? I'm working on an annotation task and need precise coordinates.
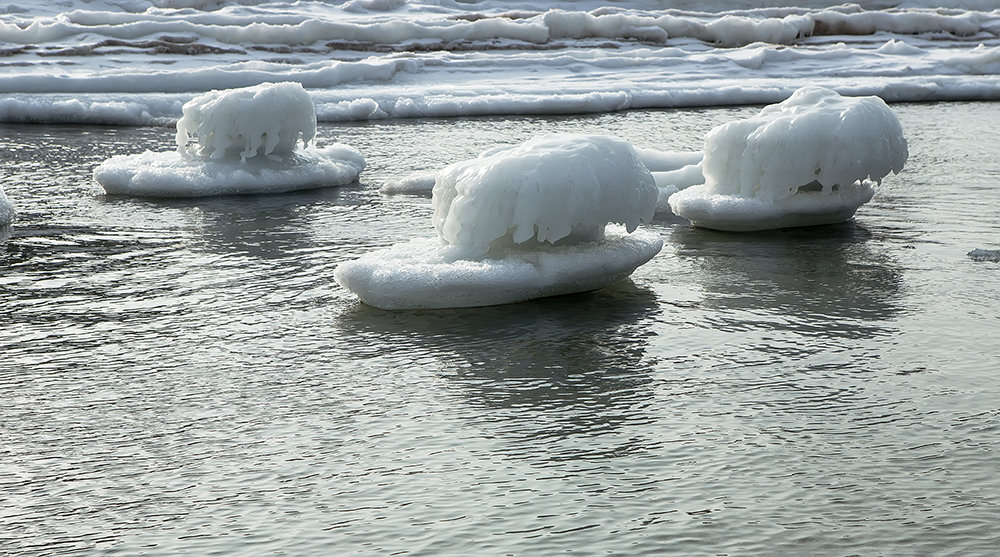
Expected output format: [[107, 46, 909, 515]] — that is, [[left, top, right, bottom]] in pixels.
[[2, 103, 999, 555]]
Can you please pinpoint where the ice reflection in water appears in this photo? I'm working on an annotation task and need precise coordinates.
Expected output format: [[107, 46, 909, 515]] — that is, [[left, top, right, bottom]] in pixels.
[[337, 282, 662, 462], [2, 105, 999, 556]]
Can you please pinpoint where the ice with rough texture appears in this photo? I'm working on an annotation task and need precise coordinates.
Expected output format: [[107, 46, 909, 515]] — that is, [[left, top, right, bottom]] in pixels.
[[0, 185, 14, 227], [334, 227, 663, 310], [3, 1, 1000, 125], [670, 86, 907, 231], [968, 248, 1000, 262], [433, 134, 658, 258], [336, 134, 662, 309], [94, 82, 364, 197], [176, 82, 316, 161], [94, 145, 365, 198]]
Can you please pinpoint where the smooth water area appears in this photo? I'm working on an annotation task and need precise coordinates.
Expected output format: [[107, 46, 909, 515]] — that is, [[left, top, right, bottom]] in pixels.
[[2, 103, 999, 555]]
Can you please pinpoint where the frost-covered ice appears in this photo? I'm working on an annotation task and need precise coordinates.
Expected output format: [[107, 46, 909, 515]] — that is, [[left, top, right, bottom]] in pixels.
[[336, 134, 662, 309], [93, 82, 364, 197], [2, 1, 1000, 124], [669, 86, 907, 231], [0, 185, 14, 227], [176, 81, 317, 161]]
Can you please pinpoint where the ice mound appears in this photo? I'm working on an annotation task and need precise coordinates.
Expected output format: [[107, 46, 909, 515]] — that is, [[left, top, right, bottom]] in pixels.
[[0, 185, 14, 228], [94, 82, 364, 197], [336, 134, 662, 310], [669, 86, 907, 231], [433, 134, 658, 258]]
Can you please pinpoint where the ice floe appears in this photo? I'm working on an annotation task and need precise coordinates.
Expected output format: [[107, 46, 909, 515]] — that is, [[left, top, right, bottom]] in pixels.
[[93, 82, 364, 197], [336, 134, 661, 309], [669, 86, 907, 231]]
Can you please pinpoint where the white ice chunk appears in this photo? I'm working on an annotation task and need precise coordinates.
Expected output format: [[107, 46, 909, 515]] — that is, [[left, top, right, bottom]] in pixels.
[[95, 82, 364, 197], [0, 184, 14, 227], [670, 86, 907, 231], [175, 82, 317, 162], [334, 226, 663, 310], [432, 134, 658, 258], [94, 145, 364, 198], [380, 170, 438, 195], [338, 134, 661, 309]]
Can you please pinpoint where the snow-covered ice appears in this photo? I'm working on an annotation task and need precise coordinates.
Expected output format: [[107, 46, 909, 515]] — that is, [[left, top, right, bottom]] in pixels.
[[336, 134, 662, 309], [2, 1, 999, 125], [669, 86, 907, 231], [93, 82, 364, 197]]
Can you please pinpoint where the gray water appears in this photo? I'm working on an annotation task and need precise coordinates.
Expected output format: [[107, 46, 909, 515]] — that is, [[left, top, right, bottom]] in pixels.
[[2, 103, 998, 556]]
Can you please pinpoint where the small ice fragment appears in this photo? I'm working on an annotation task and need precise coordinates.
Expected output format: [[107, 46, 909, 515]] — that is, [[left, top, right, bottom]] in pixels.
[[968, 249, 1000, 262]]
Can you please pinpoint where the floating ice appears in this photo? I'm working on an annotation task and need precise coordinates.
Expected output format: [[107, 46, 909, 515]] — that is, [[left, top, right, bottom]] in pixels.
[[336, 134, 662, 309], [335, 227, 663, 310], [432, 134, 658, 258], [669, 86, 907, 231], [968, 249, 1000, 262], [94, 82, 364, 197], [634, 147, 705, 212], [175, 81, 317, 162], [0, 185, 14, 228]]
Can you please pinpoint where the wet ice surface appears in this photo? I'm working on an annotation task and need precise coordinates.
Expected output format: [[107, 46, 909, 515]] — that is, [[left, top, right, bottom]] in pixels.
[[2, 1, 1000, 124], [2, 103, 1000, 555]]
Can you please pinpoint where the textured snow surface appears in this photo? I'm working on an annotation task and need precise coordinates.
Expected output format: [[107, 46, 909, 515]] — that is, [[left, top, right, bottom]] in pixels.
[[433, 134, 657, 258], [334, 226, 663, 310], [670, 87, 906, 231]]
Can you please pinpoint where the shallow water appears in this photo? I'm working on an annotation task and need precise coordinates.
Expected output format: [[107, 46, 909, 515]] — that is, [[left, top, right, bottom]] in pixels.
[[2, 103, 999, 555]]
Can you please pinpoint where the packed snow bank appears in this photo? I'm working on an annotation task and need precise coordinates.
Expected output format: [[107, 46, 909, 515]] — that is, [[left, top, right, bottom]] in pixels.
[[336, 134, 661, 309], [0, 185, 14, 228], [669, 86, 907, 231], [94, 82, 364, 197]]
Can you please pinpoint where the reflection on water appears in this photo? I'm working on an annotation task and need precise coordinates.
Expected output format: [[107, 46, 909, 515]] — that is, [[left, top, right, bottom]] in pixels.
[[2, 106, 1000, 556], [669, 220, 904, 338], [337, 282, 663, 461]]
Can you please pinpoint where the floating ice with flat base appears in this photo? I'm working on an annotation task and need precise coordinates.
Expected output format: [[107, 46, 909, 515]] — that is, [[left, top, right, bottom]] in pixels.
[[670, 86, 907, 231], [335, 226, 662, 310], [336, 134, 661, 309], [94, 82, 364, 197]]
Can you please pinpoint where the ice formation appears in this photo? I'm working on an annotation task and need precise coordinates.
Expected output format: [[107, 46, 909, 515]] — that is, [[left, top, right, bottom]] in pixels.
[[3, 2, 1000, 125], [336, 134, 662, 309], [93, 82, 364, 197], [0, 185, 14, 227], [669, 86, 907, 231]]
